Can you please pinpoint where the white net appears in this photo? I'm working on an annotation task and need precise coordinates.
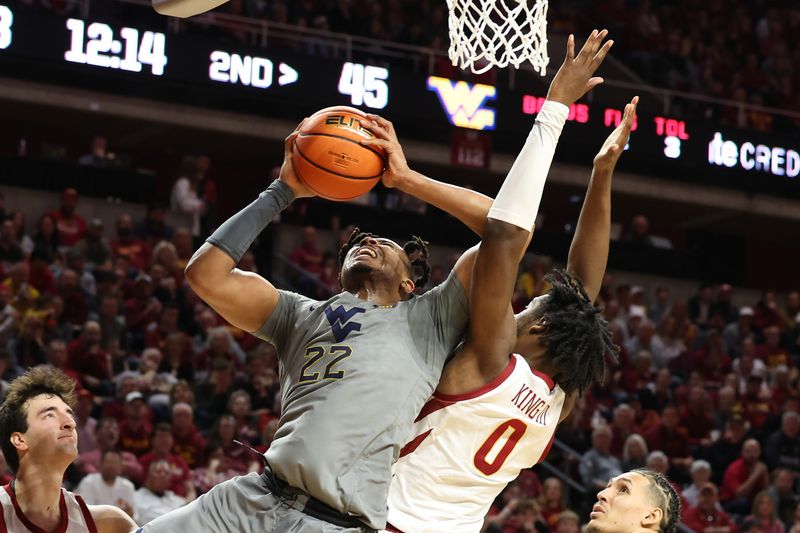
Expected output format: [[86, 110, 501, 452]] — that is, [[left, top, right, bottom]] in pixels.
[[447, 0, 549, 75]]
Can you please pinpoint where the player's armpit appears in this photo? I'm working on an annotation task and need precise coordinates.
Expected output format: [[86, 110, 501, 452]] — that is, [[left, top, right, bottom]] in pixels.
[[88, 504, 138, 533], [185, 243, 280, 332]]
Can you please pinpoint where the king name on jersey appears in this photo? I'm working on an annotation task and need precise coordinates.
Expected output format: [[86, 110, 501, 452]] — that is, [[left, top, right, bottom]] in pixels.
[[511, 383, 551, 426]]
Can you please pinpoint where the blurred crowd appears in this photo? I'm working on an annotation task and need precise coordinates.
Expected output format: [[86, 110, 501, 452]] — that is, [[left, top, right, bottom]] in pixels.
[[3, 179, 798, 531]]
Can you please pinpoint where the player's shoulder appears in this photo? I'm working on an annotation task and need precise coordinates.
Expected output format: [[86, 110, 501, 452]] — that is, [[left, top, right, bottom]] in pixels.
[[88, 504, 138, 533]]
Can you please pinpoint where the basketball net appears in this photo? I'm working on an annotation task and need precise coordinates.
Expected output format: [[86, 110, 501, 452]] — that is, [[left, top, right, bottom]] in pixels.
[[447, 0, 549, 75]]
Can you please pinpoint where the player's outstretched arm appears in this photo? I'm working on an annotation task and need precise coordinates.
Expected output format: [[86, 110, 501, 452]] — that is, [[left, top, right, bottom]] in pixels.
[[566, 96, 637, 302], [89, 504, 138, 533], [438, 30, 615, 392], [359, 115, 493, 237], [186, 125, 315, 333]]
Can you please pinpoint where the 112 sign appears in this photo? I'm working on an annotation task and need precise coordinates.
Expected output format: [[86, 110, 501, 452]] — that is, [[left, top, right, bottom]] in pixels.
[[64, 19, 167, 76]]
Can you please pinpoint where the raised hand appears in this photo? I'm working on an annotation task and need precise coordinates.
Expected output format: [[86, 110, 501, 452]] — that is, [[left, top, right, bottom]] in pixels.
[[358, 114, 411, 189], [278, 119, 316, 199], [593, 96, 638, 174], [547, 29, 614, 107]]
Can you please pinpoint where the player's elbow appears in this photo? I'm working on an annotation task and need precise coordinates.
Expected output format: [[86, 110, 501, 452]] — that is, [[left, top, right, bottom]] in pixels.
[[483, 218, 530, 250]]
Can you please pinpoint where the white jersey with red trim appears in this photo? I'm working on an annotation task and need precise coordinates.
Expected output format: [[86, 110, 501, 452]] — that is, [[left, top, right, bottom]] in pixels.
[[387, 354, 565, 533], [0, 482, 98, 533]]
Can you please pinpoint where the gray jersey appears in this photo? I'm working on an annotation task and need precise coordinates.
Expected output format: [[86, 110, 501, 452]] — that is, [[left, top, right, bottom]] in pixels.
[[254, 272, 468, 529]]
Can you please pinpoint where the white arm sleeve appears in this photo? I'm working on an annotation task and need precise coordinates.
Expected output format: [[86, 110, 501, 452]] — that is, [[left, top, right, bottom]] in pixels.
[[487, 100, 569, 230]]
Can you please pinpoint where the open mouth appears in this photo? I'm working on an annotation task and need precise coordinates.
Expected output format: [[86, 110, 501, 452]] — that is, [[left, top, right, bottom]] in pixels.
[[356, 248, 378, 259]]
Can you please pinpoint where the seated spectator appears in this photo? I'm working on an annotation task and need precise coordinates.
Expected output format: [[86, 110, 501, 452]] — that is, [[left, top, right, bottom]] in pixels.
[[555, 510, 581, 533], [758, 326, 793, 369], [227, 389, 259, 445], [170, 157, 206, 240], [135, 204, 174, 247], [768, 469, 799, 528], [75, 449, 136, 518], [741, 375, 773, 434], [58, 268, 88, 327], [680, 385, 714, 446], [74, 218, 113, 267], [111, 213, 151, 271], [75, 388, 97, 454], [170, 401, 205, 469], [159, 331, 195, 382], [537, 477, 566, 528], [0, 285, 19, 347], [0, 219, 23, 263], [609, 403, 634, 456], [683, 482, 736, 533], [28, 248, 57, 295], [118, 391, 154, 457], [622, 433, 648, 471], [172, 227, 194, 271], [621, 214, 672, 249], [9, 314, 48, 370], [78, 135, 110, 167], [764, 411, 800, 471], [688, 284, 715, 329], [50, 187, 87, 247], [754, 291, 784, 332], [747, 490, 787, 533], [32, 214, 60, 260], [66, 320, 111, 395], [288, 226, 324, 295], [134, 459, 186, 526], [709, 414, 751, 486], [7, 210, 33, 257], [579, 425, 622, 493], [92, 294, 127, 352], [683, 460, 713, 508], [124, 274, 162, 346], [76, 417, 144, 484], [714, 385, 740, 432], [206, 413, 255, 472], [191, 440, 246, 495], [644, 404, 693, 471], [621, 350, 656, 396], [4, 261, 39, 317], [724, 306, 755, 357], [139, 423, 196, 501], [720, 438, 770, 515]]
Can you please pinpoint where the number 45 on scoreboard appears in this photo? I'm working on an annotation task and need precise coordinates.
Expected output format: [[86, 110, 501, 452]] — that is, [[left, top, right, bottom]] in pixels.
[[337, 62, 388, 110]]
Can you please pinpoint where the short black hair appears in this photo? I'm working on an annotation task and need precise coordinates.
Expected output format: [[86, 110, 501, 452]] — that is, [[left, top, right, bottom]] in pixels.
[[0, 367, 77, 473], [338, 227, 431, 288], [518, 270, 618, 394], [629, 469, 681, 533]]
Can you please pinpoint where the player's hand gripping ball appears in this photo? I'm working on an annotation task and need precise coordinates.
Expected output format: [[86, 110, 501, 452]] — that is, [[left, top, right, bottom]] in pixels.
[[292, 106, 387, 201]]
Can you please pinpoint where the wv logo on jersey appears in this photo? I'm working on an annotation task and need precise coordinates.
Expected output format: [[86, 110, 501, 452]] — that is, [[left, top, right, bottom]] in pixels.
[[325, 305, 366, 342], [427, 76, 496, 131]]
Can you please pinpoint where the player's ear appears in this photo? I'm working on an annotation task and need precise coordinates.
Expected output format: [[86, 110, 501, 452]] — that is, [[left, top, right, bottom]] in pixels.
[[400, 278, 415, 295], [641, 506, 663, 529], [10, 432, 27, 452], [527, 317, 547, 335]]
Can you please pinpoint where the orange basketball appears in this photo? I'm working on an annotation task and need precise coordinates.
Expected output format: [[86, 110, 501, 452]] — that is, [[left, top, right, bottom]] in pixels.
[[292, 106, 386, 201]]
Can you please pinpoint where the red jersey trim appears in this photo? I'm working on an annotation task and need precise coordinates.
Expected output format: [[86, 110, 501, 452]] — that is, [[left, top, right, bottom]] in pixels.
[[433, 355, 517, 402], [0, 496, 6, 533], [530, 368, 555, 391], [398, 429, 432, 459], [75, 494, 98, 533], [4, 483, 69, 533], [386, 523, 405, 533]]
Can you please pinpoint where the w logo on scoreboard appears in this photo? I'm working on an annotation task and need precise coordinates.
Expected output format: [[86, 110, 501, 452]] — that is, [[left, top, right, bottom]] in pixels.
[[427, 76, 496, 131]]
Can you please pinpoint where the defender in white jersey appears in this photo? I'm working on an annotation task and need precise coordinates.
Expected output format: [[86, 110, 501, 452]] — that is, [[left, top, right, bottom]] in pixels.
[[0, 367, 137, 533], [389, 31, 638, 532]]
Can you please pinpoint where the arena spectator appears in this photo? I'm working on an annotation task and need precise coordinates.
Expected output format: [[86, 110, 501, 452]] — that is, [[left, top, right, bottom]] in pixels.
[[0, 219, 23, 263], [644, 404, 692, 471], [49, 187, 86, 247], [78, 135, 110, 167], [171, 157, 207, 239], [621, 433, 648, 472], [124, 273, 162, 344], [66, 320, 111, 394], [76, 417, 144, 484], [768, 469, 799, 528], [683, 460, 714, 509], [7, 210, 33, 257], [725, 307, 755, 357], [134, 459, 186, 525], [227, 389, 259, 445], [720, 438, 771, 515], [190, 440, 245, 495], [118, 391, 154, 457], [747, 490, 787, 533], [135, 204, 174, 246], [579, 425, 622, 493], [680, 385, 714, 446], [537, 477, 567, 528], [683, 482, 737, 533], [609, 403, 634, 456], [75, 449, 136, 517], [758, 325, 793, 369], [111, 213, 151, 271], [74, 388, 97, 454], [74, 218, 112, 267], [170, 402, 205, 469], [32, 213, 60, 260], [139, 423, 196, 501], [764, 411, 800, 472]]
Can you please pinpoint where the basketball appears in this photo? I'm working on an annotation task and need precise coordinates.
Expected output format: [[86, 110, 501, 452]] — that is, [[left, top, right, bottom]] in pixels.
[[292, 106, 387, 201]]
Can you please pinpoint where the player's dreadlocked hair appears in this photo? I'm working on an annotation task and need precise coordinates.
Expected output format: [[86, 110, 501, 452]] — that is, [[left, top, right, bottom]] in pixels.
[[517, 269, 619, 394], [629, 469, 681, 533], [338, 227, 431, 288]]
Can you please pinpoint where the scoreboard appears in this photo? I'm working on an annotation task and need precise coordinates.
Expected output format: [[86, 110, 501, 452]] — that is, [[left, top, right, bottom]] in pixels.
[[1, 3, 799, 198]]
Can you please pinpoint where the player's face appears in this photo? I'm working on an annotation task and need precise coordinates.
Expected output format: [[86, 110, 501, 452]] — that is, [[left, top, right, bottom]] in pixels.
[[341, 236, 412, 289], [587, 473, 658, 533], [16, 394, 78, 467]]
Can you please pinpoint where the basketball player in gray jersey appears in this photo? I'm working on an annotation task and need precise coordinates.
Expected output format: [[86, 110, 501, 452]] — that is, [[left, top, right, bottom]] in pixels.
[[142, 32, 608, 533]]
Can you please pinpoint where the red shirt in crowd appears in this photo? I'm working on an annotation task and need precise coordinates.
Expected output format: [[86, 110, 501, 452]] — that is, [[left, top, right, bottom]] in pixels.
[[139, 452, 192, 497], [719, 458, 769, 502], [50, 209, 86, 246], [683, 505, 738, 533], [118, 420, 153, 457], [645, 424, 691, 460], [111, 237, 151, 271], [172, 426, 206, 470], [66, 339, 110, 382]]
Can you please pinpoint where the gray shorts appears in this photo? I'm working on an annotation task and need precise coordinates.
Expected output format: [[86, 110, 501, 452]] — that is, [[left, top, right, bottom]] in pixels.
[[139, 472, 364, 533]]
